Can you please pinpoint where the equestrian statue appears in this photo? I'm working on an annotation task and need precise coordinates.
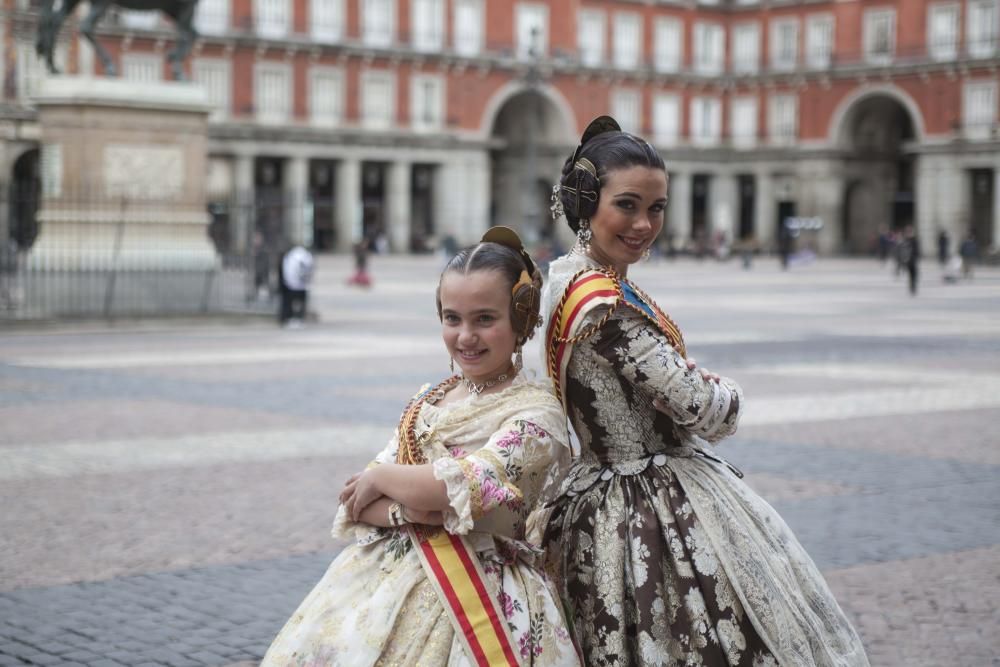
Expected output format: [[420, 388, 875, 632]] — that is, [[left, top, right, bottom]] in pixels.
[[35, 0, 200, 81]]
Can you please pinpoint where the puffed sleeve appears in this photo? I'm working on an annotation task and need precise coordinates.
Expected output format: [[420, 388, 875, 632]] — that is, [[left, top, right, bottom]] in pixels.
[[592, 308, 743, 442], [331, 429, 400, 544], [432, 419, 563, 535]]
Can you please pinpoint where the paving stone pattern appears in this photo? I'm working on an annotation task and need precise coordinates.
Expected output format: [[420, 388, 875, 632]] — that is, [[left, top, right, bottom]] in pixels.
[[1, 255, 999, 665]]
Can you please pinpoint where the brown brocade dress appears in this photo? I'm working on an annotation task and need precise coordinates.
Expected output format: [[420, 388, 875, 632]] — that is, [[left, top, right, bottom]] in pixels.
[[539, 252, 869, 667]]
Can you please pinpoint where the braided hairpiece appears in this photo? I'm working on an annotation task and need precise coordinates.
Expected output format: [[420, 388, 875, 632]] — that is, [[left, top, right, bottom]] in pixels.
[[554, 115, 622, 222], [480, 226, 543, 342]]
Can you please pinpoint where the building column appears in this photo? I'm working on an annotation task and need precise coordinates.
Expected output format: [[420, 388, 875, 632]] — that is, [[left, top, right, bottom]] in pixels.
[[992, 164, 1000, 248], [387, 161, 412, 253], [335, 158, 361, 253], [283, 155, 309, 246], [915, 154, 938, 250], [434, 160, 454, 242], [232, 153, 254, 255], [466, 153, 490, 243], [667, 171, 691, 250], [711, 173, 738, 242], [755, 170, 776, 249]]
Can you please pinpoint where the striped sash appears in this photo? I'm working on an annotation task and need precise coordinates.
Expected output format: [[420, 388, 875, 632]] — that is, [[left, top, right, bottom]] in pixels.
[[396, 379, 522, 667], [546, 268, 686, 410]]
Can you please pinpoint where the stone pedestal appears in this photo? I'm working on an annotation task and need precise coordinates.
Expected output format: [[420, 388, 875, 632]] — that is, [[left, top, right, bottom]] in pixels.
[[28, 77, 216, 271]]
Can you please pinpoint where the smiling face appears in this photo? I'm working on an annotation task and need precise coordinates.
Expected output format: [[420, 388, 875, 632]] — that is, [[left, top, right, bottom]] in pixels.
[[587, 166, 669, 274], [439, 269, 518, 383]]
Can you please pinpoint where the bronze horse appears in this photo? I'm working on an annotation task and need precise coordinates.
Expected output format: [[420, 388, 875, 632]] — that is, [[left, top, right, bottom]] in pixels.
[[35, 0, 200, 81]]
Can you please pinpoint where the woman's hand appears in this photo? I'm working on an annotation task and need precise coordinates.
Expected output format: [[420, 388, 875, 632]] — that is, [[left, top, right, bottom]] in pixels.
[[686, 358, 720, 384]]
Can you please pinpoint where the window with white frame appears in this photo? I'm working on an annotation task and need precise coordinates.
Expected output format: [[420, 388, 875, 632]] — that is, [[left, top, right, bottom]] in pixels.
[[193, 59, 231, 120], [119, 10, 159, 30], [309, 67, 344, 127], [963, 80, 997, 138], [412, 0, 444, 52], [928, 3, 959, 61], [517, 3, 548, 60], [363, 0, 395, 47], [312, 0, 344, 42], [411, 74, 445, 131], [195, 0, 229, 35], [693, 22, 724, 74], [690, 96, 721, 146], [578, 9, 606, 67], [454, 0, 483, 56], [254, 62, 291, 123], [361, 70, 395, 129], [863, 8, 895, 64], [652, 93, 680, 146], [611, 88, 641, 134], [16, 38, 61, 100], [770, 18, 799, 71], [255, 0, 290, 38], [967, 0, 999, 58], [613, 12, 641, 69], [653, 17, 683, 73], [122, 53, 161, 82], [805, 14, 834, 69], [730, 96, 757, 148], [732, 22, 760, 74], [769, 93, 798, 144]]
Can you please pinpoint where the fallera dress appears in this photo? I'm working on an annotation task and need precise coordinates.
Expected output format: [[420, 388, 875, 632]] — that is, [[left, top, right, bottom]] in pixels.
[[260, 376, 582, 667], [539, 252, 869, 667]]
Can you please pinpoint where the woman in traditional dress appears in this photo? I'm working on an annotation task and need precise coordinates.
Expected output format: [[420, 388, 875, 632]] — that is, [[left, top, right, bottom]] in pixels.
[[540, 116, 869, 667], [261, 227, 581, 667]]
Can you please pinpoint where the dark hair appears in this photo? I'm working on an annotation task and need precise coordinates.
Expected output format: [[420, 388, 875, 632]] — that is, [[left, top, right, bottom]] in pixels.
[[437, 241, 542, 344], [558, 131, 666, 232]]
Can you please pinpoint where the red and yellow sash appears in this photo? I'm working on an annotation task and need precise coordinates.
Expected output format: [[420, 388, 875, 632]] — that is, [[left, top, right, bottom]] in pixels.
[[396, 379, 522, 667], [546, 268, 686, 408]]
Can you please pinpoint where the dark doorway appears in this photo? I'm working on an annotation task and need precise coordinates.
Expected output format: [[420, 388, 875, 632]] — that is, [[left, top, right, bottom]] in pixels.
[[777, 200, 797, 237], [410, 164, 435, 252], [893, 158, 915, 229], [9, 149, 40, 250], [310, 160, 337, 251], [737, 174, 756, 241], [970, 168, 995, 248], [692, 174, 711, 253], [361, 162, 388, 245], [254, 157, 285, 245]]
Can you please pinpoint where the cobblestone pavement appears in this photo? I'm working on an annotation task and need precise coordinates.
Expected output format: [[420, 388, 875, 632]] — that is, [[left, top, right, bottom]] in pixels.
[[2, 255, 999, 666]]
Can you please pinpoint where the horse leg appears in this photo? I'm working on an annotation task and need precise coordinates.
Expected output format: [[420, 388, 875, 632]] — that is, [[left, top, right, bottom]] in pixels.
[[36, 0, 76, 74], [81, 0, 116, 77], [166, 4, 199, 81]]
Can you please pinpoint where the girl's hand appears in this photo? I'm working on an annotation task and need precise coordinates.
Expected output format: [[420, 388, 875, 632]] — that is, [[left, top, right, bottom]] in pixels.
[[347, 468, 383, 521], [339, 471, 363, 505], [686, 358, 720, 384]]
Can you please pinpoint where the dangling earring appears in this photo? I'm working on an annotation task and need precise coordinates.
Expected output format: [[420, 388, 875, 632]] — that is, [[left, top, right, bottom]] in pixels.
[[642, 246, 651, 262], [450, 357, 455, 373], [513, 345, 523, 373], [576, 219, 592, 254]]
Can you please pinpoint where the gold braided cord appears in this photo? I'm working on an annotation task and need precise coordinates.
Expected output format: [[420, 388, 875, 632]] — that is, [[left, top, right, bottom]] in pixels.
[[619, 277, 687, 357], [396, 376, 460, 465]]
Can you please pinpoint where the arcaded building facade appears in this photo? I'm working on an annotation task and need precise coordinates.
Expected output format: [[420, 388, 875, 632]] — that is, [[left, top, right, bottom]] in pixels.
[[1, 0, 998, 255]]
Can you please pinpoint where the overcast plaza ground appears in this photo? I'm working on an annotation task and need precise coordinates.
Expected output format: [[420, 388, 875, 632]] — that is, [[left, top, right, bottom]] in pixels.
[[1, 253, 998, 666]]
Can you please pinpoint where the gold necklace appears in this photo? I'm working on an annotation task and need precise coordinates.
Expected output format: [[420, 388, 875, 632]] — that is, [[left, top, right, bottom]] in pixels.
[[462, 364, 516, 395]]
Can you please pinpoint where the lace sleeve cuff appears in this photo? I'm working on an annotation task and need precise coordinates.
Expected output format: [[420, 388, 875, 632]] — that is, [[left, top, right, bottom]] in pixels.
[[432, 457, 475, 535]]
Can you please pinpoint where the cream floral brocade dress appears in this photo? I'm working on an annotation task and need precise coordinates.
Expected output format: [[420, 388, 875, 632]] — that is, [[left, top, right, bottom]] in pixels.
[[540, 253, 869, 667], [260, 377, 581, 667]]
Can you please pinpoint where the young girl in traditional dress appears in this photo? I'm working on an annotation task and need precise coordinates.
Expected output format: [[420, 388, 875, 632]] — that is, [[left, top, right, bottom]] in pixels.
[[261, 227, 581, 667]]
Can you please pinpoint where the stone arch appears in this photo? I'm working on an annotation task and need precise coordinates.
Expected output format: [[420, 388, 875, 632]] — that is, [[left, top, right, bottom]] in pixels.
[[8, 147, 41, 250], [486, 85, 576, 243], [479, 81, 577, 144], [830, 86, 923, 253]]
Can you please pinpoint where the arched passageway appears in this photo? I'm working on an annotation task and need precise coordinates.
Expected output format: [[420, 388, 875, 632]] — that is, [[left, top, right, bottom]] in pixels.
[[837, 93, 919, 253]]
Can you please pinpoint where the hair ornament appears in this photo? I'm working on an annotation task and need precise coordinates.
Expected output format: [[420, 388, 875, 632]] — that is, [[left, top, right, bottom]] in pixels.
[[571, 115, 622, 164], [550, 184, 565, 220], [481, 225, 536, 277]]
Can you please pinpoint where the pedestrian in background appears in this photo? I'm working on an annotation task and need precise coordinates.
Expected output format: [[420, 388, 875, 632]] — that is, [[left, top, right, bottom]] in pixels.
[[898, 224, 920, 296], [937, 228, 950, 266], [278, 243, 314, 328], [347, 236, 372, 287], [960, 233, 979, 279]]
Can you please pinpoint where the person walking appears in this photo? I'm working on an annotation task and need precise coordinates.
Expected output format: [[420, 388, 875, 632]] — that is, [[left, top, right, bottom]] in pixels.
[[278, 243, 314, 327], [960, 233, 979, 279], [541, 116, 869, 666], [937, 228, 950, 266], [898, 224, 920, 296]]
